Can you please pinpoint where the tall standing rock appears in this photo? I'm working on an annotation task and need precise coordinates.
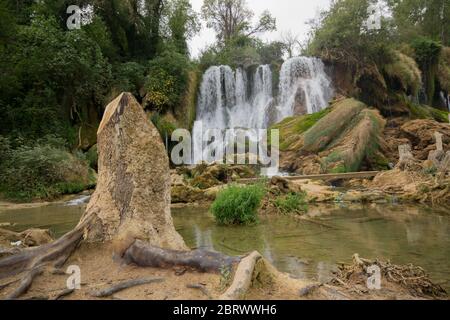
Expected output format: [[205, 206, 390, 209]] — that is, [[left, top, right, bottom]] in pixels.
[[79, 93, 186, 250]]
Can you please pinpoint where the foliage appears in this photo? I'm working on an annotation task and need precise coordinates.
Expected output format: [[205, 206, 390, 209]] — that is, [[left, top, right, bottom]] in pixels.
[[113, 62, 147, 97], [383, 50, 422, 95], [162, 0, 201, 55], [437, 47, 450, 92], [211, 184, 266, 225], [144, 50, 191, 112], [0, 136, 93, 201], [0, 14, 112, 141], [273, 192, 308, 215], [150, 113, 177, 144]]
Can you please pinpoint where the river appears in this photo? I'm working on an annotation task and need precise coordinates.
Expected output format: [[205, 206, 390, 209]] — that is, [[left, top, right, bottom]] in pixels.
[[0, 198, 448, 291]]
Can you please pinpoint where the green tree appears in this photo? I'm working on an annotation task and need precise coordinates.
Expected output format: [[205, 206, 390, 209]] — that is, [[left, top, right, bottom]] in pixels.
[[162, 0, 201, 56]]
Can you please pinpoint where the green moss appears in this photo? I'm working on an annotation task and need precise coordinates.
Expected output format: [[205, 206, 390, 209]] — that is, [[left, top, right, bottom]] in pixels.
[[271, 108, 332, 151], [303, 99, 366, 152], [409, 103, 450, 123]]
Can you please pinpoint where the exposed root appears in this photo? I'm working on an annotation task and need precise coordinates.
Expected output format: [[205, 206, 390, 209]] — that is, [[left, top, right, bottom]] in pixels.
[[5, 265, 44, 300], [53, 288, 75, 300], [220, 251, 263, 300], [299, 283, 323, 297], [123, 240, 239, 273], [0, 216, 93, 299], [90, 277, 165, 298], [186, 283, 212, 299], [330, 254, 447, 298]]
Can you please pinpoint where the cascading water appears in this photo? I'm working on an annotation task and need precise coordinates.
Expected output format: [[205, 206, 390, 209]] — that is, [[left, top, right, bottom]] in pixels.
[[277, 57, 333, 119], [192, 57, 334, 163], [192, 65, 274, 163]]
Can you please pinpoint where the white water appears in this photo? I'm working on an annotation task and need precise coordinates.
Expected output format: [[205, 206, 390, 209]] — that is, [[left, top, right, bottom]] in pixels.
[[277, 57, 333, 118], [192, 57, 334, 163], [66, 195, 91, 206]]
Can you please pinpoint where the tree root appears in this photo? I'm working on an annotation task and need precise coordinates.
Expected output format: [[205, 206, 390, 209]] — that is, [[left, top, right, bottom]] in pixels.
[[123, 240, 240, 273], [0, 216, 93, 299], [5, 265, 44, 300], [219, 251, 263, 300], [330, 253, 448, 298], [90, 277, 165, 298], [53, 288, 75, 300], [186, 283, 212, 299]]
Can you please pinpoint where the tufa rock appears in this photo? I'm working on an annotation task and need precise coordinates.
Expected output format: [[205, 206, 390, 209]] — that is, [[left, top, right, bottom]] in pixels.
[[79, 93, 186, 250]]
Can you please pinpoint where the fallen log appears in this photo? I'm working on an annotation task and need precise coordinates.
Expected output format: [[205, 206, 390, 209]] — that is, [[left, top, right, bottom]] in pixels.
[[123, 240, 240, 273]]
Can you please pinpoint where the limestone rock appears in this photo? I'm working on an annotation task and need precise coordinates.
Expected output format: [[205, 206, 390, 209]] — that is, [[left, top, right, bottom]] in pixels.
[[79, 93, 186, 250]]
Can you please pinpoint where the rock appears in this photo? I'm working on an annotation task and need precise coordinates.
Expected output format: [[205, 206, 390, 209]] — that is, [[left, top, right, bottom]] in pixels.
[[79, 93, 186, 250], [269, 176, 302, 194], [0, 228, 53, 247], [171, 185, 205, 203], [20, 229, 53, 246], [170, 170, 185, 187], [191, 173, 222, 190], [277, 98, 386, 174]]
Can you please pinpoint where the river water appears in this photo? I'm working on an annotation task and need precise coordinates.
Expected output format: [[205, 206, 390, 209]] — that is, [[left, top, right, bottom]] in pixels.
[[0, 199, 448, 290]]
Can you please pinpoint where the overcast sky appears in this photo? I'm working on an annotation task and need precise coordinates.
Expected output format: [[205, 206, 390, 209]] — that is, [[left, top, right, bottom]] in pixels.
[[188, 0, 332, 58]]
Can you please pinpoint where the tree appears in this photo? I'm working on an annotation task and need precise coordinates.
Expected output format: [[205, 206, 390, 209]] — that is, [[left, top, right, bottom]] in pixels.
[[201, 0, 276, 44], [281, 31, 301, 58], [162, 0, 201, 56]]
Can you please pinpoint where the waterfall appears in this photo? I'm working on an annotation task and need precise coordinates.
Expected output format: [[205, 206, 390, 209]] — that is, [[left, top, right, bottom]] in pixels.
[[192, 57, 334, 163], [192, 65, 274, 163], [277, 57, 333, 120]]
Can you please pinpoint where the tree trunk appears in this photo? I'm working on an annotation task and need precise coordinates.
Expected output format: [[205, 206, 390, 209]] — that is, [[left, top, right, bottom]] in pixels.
[[78, 92, 186, 250]]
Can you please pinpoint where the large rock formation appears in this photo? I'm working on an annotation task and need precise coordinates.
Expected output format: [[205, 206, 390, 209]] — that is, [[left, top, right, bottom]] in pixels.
[[79, 93, 186, 250], [277, 98, 386, 174]]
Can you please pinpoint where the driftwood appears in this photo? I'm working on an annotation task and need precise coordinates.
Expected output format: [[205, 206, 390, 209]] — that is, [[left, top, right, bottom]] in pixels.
[[90, 277, 165, 298], [124, 240, 240, 273], [330, 254, 447, 298]]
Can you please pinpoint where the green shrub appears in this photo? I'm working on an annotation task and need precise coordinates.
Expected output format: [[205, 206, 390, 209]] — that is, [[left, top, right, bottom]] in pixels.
[[273, 192, 308, 215], [211, 184, 266, 225], [144, 50, 191, 112], [0, 140, 92, 201]]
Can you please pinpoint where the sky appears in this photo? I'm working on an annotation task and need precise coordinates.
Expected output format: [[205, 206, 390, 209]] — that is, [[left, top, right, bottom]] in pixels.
[[188, 0, 332, 58]]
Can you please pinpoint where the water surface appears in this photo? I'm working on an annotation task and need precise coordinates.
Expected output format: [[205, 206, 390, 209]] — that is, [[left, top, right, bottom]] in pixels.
[[0, 200, 448, 290]]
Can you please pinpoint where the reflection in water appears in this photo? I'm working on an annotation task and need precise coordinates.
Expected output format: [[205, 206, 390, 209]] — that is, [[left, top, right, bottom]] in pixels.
[[0, 202, 448, 290], [172, 204, 450, 290]]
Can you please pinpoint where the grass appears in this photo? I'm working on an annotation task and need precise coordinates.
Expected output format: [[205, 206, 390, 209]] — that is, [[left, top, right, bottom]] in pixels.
[[273, 192, 308, 215], [210, 183, 266, 225]]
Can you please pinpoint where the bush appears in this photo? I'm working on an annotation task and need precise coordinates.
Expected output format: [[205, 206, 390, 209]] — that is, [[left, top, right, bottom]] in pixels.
[[211, 184, 266, 225], [144, 50, 191, 112], [0, 139, 93, 201], [273, 192, 308, 215]]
